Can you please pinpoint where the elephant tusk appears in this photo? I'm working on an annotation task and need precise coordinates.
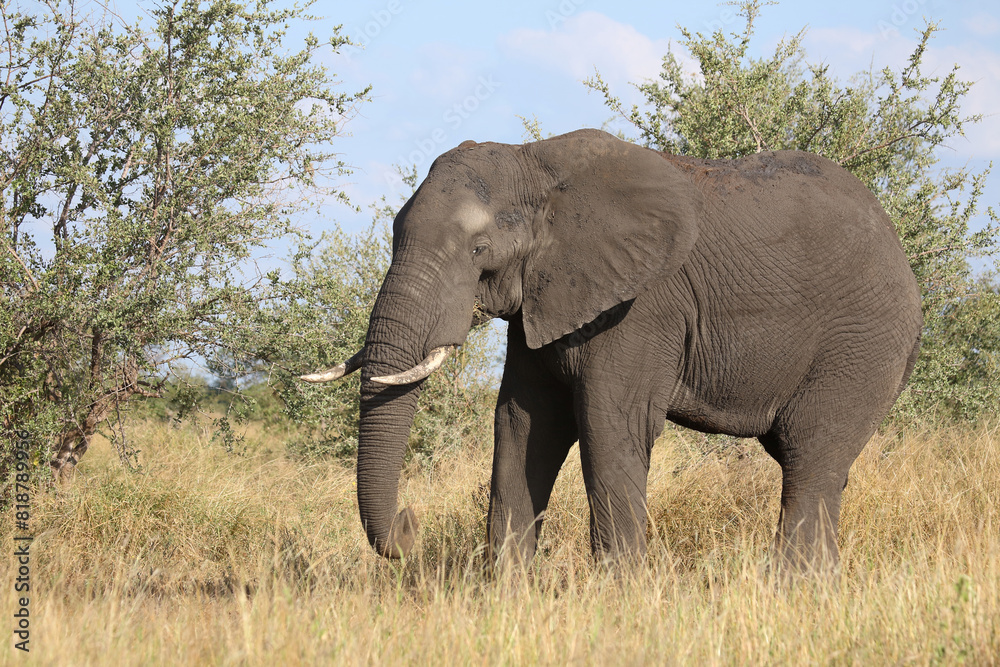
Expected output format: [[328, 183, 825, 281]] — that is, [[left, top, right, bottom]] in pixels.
[[299, 349, 365, 383], [370, 345, 455, 385]]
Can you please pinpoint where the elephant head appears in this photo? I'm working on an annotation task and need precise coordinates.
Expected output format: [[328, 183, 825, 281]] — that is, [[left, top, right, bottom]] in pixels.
[[304, 129, 701, 558]]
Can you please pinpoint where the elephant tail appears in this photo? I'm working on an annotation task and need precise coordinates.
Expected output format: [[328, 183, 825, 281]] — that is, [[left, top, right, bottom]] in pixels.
[[894, 331, 922, 402]]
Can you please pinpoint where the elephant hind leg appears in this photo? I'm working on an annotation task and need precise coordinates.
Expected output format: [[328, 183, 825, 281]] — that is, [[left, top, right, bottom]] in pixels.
[[761, 338, 914, 572], [760, 425, 855, 573], [760, 391, 893, 571]]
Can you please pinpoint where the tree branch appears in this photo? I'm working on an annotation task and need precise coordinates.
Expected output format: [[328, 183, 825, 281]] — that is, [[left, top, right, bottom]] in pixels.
[[3, 238, 40, 290], [910, 245, 958, 260]]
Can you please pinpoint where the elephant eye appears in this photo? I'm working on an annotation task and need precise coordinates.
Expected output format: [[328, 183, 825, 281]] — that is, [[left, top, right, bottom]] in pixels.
[[472, 245, 487, 257]]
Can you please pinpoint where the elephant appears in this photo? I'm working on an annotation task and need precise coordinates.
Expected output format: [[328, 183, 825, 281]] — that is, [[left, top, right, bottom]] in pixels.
[[303, 128, 923, 571]]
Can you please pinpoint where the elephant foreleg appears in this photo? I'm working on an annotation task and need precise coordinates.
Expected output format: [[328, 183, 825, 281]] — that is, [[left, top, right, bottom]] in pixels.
[[577, 397, 661, 564], [487, 334, 576, 571]]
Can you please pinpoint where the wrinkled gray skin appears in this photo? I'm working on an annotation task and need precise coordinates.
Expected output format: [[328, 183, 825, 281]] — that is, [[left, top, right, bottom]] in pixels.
[[351, 129, 922, 571]]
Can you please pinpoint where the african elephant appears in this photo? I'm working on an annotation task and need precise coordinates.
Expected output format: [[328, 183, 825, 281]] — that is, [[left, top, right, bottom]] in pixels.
[[303, 128, 923, 571]]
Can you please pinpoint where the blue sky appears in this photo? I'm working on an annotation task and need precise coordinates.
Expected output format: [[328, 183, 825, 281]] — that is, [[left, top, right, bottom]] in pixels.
[[309, 0, 999, 245]]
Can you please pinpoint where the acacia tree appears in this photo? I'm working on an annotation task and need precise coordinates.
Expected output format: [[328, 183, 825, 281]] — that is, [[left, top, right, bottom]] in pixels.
[[586, 0, 999, 420], [1, 0, 367, 481]]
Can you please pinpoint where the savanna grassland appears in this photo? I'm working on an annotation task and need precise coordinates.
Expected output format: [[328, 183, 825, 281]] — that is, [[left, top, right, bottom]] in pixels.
[[3, 419, 998, 665]]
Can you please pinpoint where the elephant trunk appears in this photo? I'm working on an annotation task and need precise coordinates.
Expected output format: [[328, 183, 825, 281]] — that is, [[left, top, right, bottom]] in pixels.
[[355, 239, 476, 559], [356, 372, 421, 558], [355, 263, 440, 559]]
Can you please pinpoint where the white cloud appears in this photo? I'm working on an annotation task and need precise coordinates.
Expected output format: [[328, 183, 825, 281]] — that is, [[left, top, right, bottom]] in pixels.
[[807, 27, 1000, 155], [806, 26, 911, 73], [926, 44, 1000, 155], [498, 11, 683, 87], [965, 13, 1000, 37], [408, 43, 491, 100]]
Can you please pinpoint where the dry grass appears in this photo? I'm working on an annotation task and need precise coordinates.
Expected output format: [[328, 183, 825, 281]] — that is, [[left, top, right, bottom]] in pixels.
[[3, 419, 999, 665]]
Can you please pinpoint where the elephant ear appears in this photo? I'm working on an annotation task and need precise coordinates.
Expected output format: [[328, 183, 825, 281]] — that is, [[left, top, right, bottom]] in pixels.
[[520, 129, 702, 349]]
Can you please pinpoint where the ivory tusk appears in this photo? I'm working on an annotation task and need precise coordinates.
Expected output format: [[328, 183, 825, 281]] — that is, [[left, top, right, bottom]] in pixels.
[[299, 349, 365, 383], [370, 345, 455, 385]]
